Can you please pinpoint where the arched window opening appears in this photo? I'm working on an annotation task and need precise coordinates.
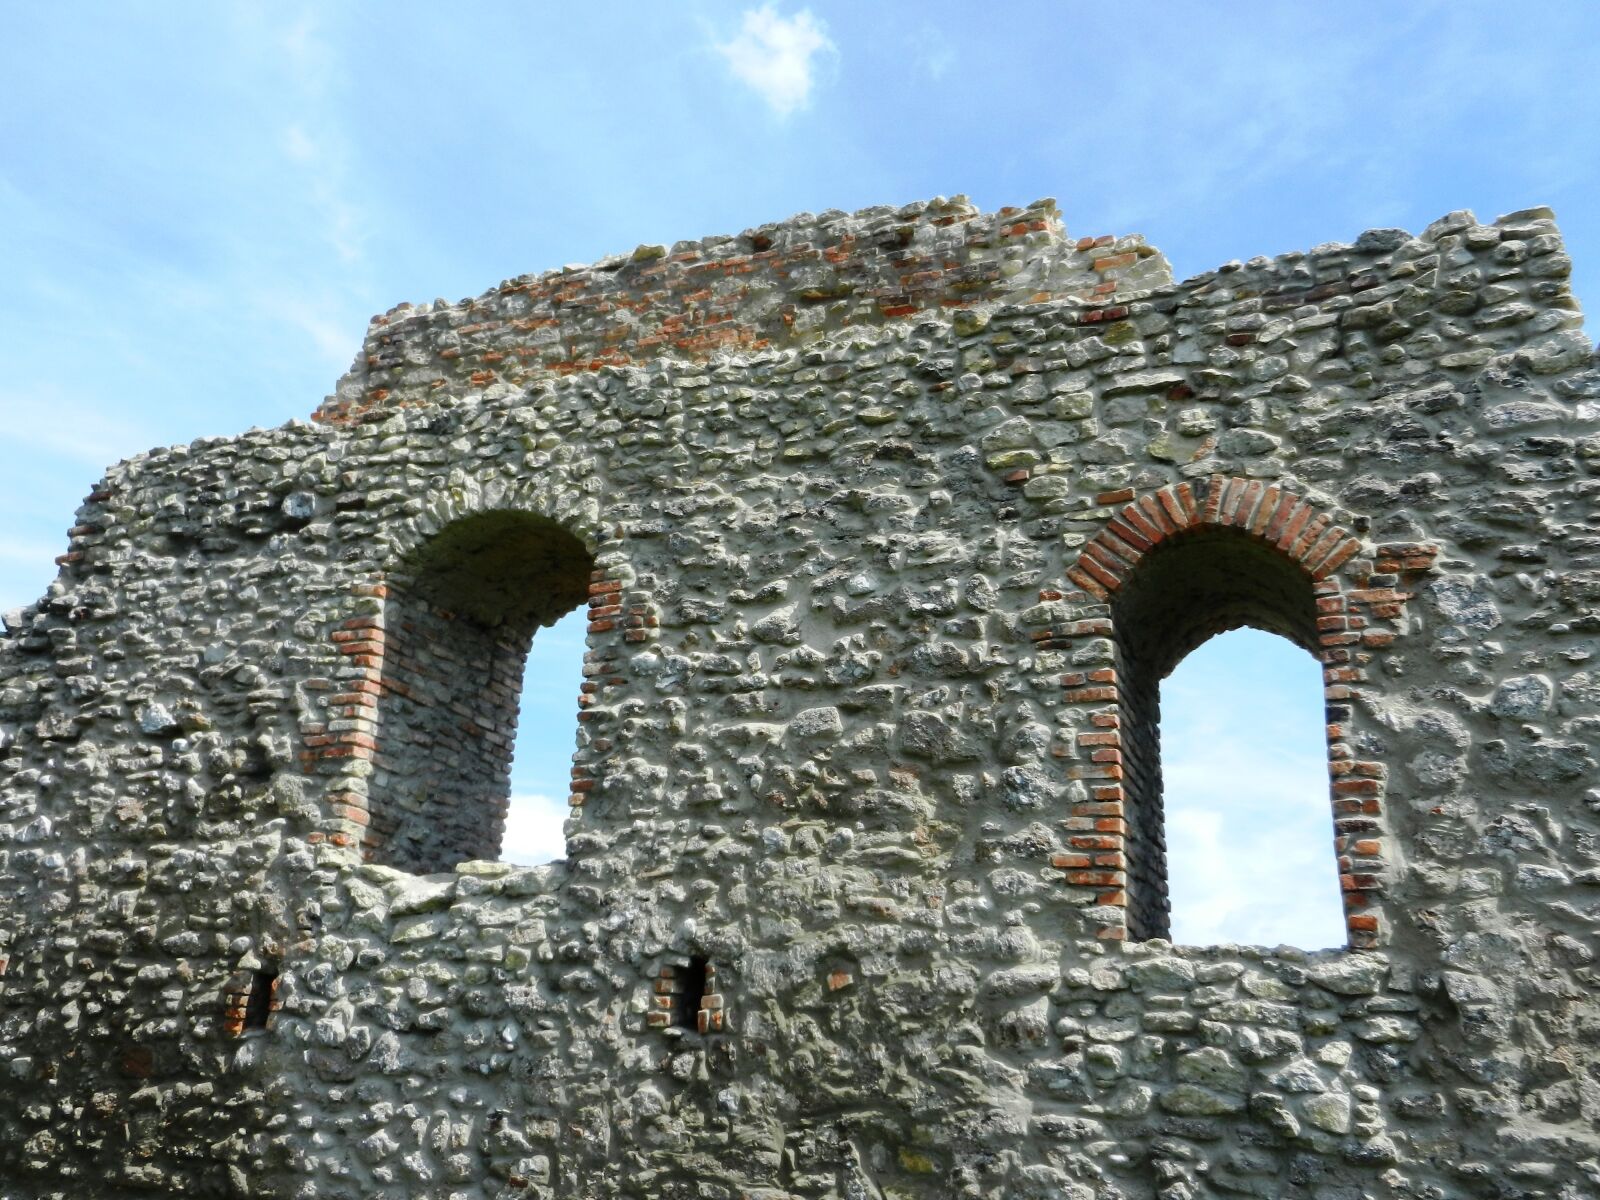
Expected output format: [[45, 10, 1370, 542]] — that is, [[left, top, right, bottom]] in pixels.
[[1161, 628, 1347, 948], [1110, 528, 1333, 943], [367, 511, 593, 874], [500, 607, 589, 866]]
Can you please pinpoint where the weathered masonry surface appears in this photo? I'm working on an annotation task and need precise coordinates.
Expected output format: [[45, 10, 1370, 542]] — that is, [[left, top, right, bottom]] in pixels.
[[1, 195, 1598, 1199]]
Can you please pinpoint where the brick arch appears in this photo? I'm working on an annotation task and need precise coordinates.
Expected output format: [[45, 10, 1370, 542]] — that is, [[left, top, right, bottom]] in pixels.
[[1065, 477, 1362, 602], [379, 474, 611, 568], [1047, 477, 1437, 950]]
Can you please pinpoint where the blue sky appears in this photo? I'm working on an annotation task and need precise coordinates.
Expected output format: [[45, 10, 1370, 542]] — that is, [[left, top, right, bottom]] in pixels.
[[3, 3, 1596, 944]]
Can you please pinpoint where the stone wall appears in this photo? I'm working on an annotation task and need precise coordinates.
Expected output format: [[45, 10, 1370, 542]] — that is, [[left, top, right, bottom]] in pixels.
[[313, 196, 1171, 426], [1, 198, 1597, 1200]]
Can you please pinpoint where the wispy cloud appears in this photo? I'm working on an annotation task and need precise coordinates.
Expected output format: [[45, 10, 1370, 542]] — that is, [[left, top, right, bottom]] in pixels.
[[279, 9, 332, 85], [1164, 760, 1346, 950], [714, 7, 834, 117], [1046, 5, 1453, 266], [277, 121, 365, 266], [269, 12, 367, 266], [282, 124, 317, 165], [501, 792, 569, 865], [0, 387, 166, 469], [910, 24, 954, 81], [0, 537, 67, 570], [1160, 629, 1347, 949]]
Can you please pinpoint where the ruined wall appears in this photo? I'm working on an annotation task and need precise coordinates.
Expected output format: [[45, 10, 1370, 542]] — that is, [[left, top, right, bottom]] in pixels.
[[1, 198, 1598, 1200], [314, 196, 1170, 425]]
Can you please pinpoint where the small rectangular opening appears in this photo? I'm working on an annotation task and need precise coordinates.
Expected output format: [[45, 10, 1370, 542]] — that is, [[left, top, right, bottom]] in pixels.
[[675, 956, 708, 1029], [244, 969, 279, 1032]]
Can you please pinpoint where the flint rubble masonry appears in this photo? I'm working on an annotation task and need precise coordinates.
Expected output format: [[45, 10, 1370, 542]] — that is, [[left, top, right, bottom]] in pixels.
[[0, 195, 1597, 1199]]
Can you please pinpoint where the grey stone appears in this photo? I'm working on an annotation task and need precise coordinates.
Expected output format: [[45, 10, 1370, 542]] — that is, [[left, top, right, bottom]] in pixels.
[[1488, 675, 1553, 719], [1123, 956, 1196, 990], [1160, 1083, 1247, 1115], [1301, 1091, 1353, 1134], [1424, 576, 1502, 632], [1267, 1058, 1328, 1094], [900, 710, 980, 762], [789, 706, 843, 741], [1307, 955, 1387, 996], [0, 195, 1596, 1199], [1175, 1046, 1247, 1094], [135, 702, 180, 736]]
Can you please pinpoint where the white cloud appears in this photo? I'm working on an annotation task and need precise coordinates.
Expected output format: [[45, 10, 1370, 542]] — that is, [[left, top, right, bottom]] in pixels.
[[0, 537, 67, 569], [910, 25, 954, 81], [282, 124, 317, 165], [715, 7, 834, 117], [501, 792, 569, 865], [0, 387, 165, 468], [279, 10, 329, 82], [1164, 778, 1346, 951], [235, 9, 368, 266], [289, 308, 361, 365], [1160, 629, 1348, 950], [274, 119, 365, 265]]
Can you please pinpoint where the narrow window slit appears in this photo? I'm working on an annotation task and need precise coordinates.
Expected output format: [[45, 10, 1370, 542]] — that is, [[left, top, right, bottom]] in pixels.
[[676, 955, 709, 1029], [243, 968, 279, 1032]]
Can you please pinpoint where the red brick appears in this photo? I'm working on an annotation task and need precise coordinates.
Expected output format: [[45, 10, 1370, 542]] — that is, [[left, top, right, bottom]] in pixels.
[[1063, 869, 1124, 887], [1092, 530, 1142, 566], [1106, 514, 1153, 552], [1066, 565, 1108, 601], [1092, 252, 1136, 272], [1118, 501, 1164, 545], [1156, 486, 1191, 530], [1291, 512, 1332, 562], [1138, 493, 1177, 537], [1248, 484, 1281, 537], [1262, 490, 1299, 541], [1277, 502, 1315, 553], [1075, 553, 1123, 594], [1312, 536, 1363, 579], [1174, 481, 1200, 523], [1063, 687, 1117, 703], [1332, 778, 1380, 795]]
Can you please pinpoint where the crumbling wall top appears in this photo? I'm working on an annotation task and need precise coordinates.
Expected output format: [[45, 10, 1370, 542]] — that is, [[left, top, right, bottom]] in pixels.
[[314, 195, 1171, 424]]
